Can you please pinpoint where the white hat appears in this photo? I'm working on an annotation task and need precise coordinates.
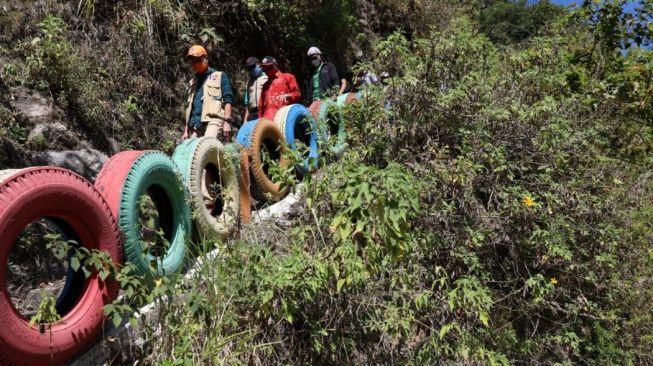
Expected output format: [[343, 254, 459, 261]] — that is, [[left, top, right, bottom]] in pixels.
[[307, 46, 322, 57]]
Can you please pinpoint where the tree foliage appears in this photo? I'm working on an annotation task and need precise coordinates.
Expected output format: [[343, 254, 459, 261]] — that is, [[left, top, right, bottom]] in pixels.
[[480, 0, 566, 44], [0, 0, 652, 364]]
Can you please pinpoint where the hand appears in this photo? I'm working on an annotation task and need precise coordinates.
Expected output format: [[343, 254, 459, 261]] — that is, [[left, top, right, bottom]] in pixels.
[[223, 121, 232, 140], [181, 130, 188, 140]]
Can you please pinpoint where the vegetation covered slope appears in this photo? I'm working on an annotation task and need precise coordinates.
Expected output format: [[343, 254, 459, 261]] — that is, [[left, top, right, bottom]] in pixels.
[[1, 0, 652, 365]]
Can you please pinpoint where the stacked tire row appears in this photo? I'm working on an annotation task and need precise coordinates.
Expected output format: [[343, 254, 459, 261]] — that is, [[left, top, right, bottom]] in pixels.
[[0, 93, 359, 365]]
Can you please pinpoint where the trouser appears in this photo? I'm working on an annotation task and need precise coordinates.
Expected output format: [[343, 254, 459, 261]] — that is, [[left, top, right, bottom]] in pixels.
[[247, 108, 258, 121], [189, 120, 225, 207], [190, 120, 223, 139]]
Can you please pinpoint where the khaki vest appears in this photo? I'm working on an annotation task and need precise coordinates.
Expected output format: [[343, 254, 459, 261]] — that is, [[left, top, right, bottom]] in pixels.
[[247, 73, 268, 110], [184, 70, 225, 126]]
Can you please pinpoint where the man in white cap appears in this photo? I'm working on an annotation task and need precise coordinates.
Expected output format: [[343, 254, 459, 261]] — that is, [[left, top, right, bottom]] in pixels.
[[306, 46, 347, 103]]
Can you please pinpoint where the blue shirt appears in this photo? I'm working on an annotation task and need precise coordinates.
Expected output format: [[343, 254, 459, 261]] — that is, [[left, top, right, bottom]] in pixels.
[[188, 68, 234, 129]]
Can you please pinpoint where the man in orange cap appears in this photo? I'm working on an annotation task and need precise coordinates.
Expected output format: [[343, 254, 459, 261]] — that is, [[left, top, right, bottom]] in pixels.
[[182, 45, 235, 141], [258, 56, 301, 120]]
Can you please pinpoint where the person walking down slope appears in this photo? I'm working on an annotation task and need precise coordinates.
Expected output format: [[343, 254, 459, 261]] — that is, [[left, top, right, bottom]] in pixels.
[[258, 56, 301, 120], [242, 56, 268, 122], [182, 45, 235, 142], [306, 46, 347, 102]]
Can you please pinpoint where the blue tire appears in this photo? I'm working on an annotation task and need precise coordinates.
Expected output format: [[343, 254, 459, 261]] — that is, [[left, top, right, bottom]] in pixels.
[[236, 119, 260, 148], [277, 104, 319, 171]]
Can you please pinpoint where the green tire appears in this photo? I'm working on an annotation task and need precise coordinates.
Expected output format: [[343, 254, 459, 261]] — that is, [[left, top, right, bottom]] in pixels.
[[318, 99, 347, 155], [172, 137, 240, 241], [96, 151, 191, 279]]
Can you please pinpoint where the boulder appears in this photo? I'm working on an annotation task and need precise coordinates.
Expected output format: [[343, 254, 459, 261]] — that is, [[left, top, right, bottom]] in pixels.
[[28, 122, 85, 150], [32, 149, 108, 182], [10, 87, 64, 126]]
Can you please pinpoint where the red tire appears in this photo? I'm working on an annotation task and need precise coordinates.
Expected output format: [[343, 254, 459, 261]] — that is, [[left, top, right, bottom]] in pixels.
[[0, 167, 122, 366], [94, 150, 145, 216]]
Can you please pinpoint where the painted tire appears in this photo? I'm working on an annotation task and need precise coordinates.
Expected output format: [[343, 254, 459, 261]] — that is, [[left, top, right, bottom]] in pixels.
[[317, 99, 347, 155], [308, 100, 321, 120], [0, 169, 21, 183], [0, 169, 85, 327], [235, 119, 260, 148], [248, 118, 289, 202], [336, 93, 350, 106], [335, 92, 358, 106], [274, 104, 319, 172], [236, 147, 252, 225], [173, 138, 240, 241], [95, 151, 190, 279], [0, 167, 121, 366]]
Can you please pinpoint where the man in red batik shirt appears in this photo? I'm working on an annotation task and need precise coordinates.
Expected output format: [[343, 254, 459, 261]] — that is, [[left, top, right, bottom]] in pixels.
[[258, 56, 301, 120]]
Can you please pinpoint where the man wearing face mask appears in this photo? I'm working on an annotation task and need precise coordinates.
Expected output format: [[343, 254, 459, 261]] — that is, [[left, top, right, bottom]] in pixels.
[[306, 46, 347, 102], [182, 45, 235, 141], [242, 57, 268, 122], [258, 56, 301, 120]]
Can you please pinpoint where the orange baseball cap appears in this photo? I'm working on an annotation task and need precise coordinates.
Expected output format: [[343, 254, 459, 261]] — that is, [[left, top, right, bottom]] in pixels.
[[187, 45, 207, 58]]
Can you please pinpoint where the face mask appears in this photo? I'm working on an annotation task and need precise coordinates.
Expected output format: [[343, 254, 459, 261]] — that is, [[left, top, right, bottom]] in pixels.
[[311, 59, 321, 68], [191, 59, 208, 74], [250, 65, 262, 78], [263, 67, 276, 78]]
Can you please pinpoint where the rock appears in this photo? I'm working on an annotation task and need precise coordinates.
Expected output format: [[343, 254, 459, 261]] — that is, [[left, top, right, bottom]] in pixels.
[[10, 87, 64, 126], [28, 122, 67, 140], [251, 190, 302, 227], [32, 149, 108, 182], [28, 122, 85, 150]]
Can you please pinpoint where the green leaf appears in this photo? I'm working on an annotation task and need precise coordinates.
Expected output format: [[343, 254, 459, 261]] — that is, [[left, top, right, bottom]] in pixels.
[[439, 322, 459, 340], [112, 311, 122, 328], [479, 311, 489, 326], [337, 278, 346, 293], [70, 256, 81, 272], [99, 270, 109, 282]]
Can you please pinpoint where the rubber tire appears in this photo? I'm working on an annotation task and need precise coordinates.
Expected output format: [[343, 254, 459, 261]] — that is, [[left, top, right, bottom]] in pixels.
[[172, 138, 240, 241], [0, 167, 122, 366], [274, 104, 319, 172], [308, 100, 321, 120], [235, 119, 260, 148], [0, 169, 20, 183], [95, 151, 190, 279], [335, 92, 358, 106], [336, 93, 350, 107], [248, 118, 289, 202], [237, 147, 252, 225], [317, 99, 347, 155], [0, 169, 87, 321]]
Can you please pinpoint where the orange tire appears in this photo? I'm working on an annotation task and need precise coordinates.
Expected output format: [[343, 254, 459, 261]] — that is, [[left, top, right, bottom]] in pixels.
[[248, 118, 289, 202], [239, 148, 252, 225]]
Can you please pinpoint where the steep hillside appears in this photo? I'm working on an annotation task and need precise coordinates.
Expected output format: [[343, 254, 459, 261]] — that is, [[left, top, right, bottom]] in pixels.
[[1, 0, 652, 364]]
